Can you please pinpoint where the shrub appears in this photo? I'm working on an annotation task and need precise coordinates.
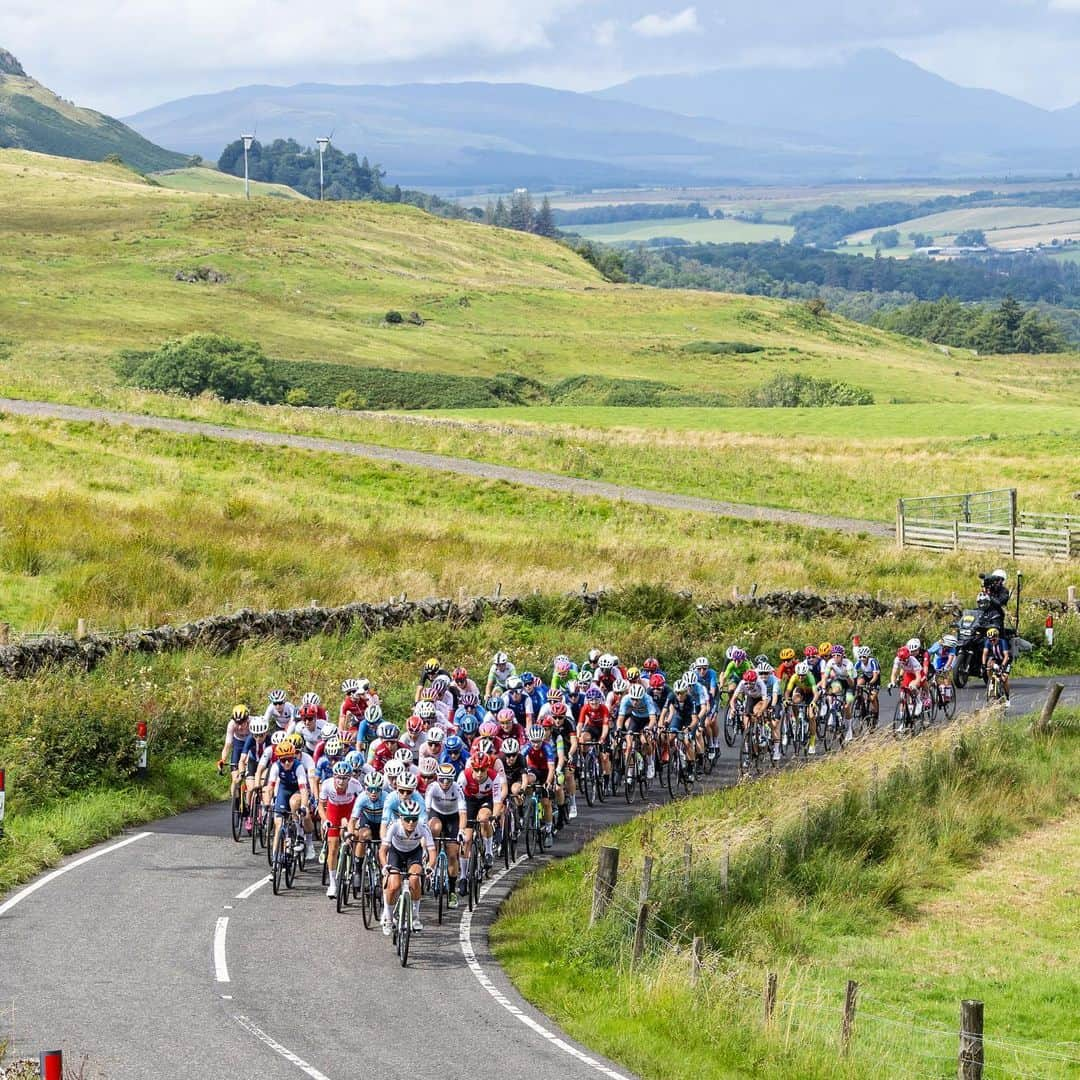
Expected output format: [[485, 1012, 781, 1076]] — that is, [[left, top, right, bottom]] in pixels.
[[117, 333, 283, 403], [384, 310, 404, 324], [742, 373, 873, 407], [284, 387, 310, 406], [334, 389, 364, 410]]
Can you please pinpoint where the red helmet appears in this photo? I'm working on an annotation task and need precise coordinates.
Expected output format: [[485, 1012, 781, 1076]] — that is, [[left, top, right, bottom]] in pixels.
[[742, 669, 758, 683], [642, 658, 660, 673], [550, 702, 568, 717], [804, 645, 818, 658], [406, 715, 424, 734], [649, 673, 666, 689], [452, 666, 469, 682], [897, 647, 911, 660], [299, 704, 319, 721], [470, 752, 491, 771], [541, 716, 556, 729]]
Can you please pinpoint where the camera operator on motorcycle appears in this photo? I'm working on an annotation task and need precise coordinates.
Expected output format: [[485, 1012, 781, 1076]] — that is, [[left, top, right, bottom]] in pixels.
[[977, 569, 1010, 633]]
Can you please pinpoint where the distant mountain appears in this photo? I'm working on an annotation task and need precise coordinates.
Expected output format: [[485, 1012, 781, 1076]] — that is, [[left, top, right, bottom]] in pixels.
[[0, 49, 186, 173], [123, 80, 857, 188], [598, 49, 1080, 174]]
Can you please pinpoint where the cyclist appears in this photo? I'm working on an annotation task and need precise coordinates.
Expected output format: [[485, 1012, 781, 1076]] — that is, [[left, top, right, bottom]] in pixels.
[[424, 762, 467, 907], [441, 734, 470, 776], [521, 672, 548, 716], [339, 678, 368, 729], [461, 742, 507, 869], [401, 714, 428, 756], [854, 645, 881, 727], [774, 648, 797, 687], [753, 659, 784, 760], [382, 770, 428, 826], [454, 692, 487, 732], [484, 651, 516, 699], [819, 644, 857, 744], [545, 702, 578, 819], [268, 740, 316, 864], [693, 656, 722, 759], [318, 760, 361, 899], [264, 689, 296, 732], [367, 721, 402, 772], [729, 668, 777, 768], [345, 770, 386, 893], [500, 676, 535, 727], [218, 704, 251, 806], [291, 703, 324, 756], [785, 660, 819, 754], [451, 666, 480, 698], [576, 688, 612, 787], [619, 683, 659, 781], [981, 627, 1012, 705], [662, 676, 707, 780], [355, 702, 384, 752], [419, 725, 445, 766], [429, 673, 458, 716], [236, 713, 270, 833], [889, 645, 927, 727], [379, 797, 436, 936], [550, 655, 578, 693], [523, 723, 556, 837], [416, 656, 451, 699], [929, 634, 958, 678], [720, 648, 751, 696]]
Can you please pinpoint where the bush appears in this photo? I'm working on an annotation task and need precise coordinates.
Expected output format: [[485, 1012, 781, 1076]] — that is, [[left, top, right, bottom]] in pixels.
[[742, 373, 874, 407], [284, 387, 310, 406], [683, 341, 763, 355], [117, 333, 283, 402], [384, 310, 404, 324]]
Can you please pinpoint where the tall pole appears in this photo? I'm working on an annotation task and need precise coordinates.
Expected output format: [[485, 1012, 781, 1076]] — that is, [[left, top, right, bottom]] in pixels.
[[316, 137, 330, 201], [241, 135, 254, 200]]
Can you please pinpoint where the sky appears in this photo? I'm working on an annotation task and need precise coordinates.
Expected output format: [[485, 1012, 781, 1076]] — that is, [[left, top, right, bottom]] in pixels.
[[5, 1, 1080, 116]]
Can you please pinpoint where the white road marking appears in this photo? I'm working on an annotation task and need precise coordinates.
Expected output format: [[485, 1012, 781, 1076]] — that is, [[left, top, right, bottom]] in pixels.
[[0, 832, 151, 917], [234, 874, 271, 900], [214, 917, 230, 983], [234, 1015, 332, 1080], [459, 856, 632, 1080]]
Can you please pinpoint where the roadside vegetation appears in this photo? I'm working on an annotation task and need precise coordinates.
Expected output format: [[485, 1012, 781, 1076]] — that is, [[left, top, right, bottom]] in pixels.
[[494, 709, 1080, 1079]]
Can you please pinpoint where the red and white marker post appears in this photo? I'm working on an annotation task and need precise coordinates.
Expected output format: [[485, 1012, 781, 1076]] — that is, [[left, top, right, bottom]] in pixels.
[[39, 1050, 63, 1080], [1045, 614, 1054, 650], [135, 721, 148, 779]]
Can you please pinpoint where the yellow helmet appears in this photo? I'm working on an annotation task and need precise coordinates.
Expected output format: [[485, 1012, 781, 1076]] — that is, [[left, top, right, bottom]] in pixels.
[[424, 657, 440, 673], [818, 642, 832, 658], [274, 742, 296, 760], [232, 704, 250, 721], [287, 731, 305, 750], [779, 648, 795, 662], [986, 627, 1000, 638], [627, 666, 641, 681]]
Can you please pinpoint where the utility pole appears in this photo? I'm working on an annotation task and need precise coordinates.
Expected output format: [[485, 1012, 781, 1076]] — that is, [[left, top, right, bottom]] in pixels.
[[316, 136, 330, 200], [241, 134, 254, 200]]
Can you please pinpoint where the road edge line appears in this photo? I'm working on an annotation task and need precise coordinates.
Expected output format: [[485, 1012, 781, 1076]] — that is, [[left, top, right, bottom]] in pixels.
[[233, 1014, 332, 1080]]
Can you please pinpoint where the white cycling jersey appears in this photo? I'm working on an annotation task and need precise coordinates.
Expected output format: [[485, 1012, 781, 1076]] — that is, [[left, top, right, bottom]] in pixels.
[[382, 819, 435, 854], [425, 780, 466, 817]]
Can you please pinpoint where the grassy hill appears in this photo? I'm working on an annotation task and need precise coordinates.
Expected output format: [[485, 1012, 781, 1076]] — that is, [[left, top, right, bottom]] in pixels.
[[0, 54, 185, 173], [151, 165, 307, 199]]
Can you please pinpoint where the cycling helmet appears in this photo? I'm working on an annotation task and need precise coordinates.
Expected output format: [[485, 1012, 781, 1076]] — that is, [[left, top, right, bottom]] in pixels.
[[341, 678, 360, 695], [287, 731, 305, 751], [626, 666, 641, 681], [345, 750, 365, 771], [384, 759, 406, 781], [486, 695, 504, 714], [268, 689, 287, 705], [754, 654, 770, 666], [419, 756, 438, 778], [501, 737, 520, 755], [506, 676, 523, 691], [459, 715, 479, 737], [521, 671, 536, 686], [460, 692, 479, 708], [424, 657, 440, 674], [804, 646, 818, 658], [249, 717, 269, 736], [942, 634, 958, 648], [831, 645, 845, 658], [321, 724, 338, 741], [356, 679, 371, 693], [436, 763, 456, 782], [555, 658, 572, 675], [397, 774, 418, 794], [331, 760, 351, 778], [270, 730, 287, 747], [493, 651, 509, 666], [642, 657, 660, 673], [628, 684, 646, 701], [990, 569, 1007, 582], [365, 704, 383, 724], [906, 638, 921, 652], [452, 666, 469, 682], [420, 687, 438, 701], [550, 701, 568, 717], [548, 688, 564, 703], [696, 656, 710, 668], [416, 701, 436, 721], [674, 677, 689, 693], [587, 648, 601, 665], [795, 661, 810, 676], [612, 678, 629, 694], [649, 673, 666, 689], [298, 704, 319, 722], [731, 648, 747, 663], [365, 772, 384, 791], [274, 742, 297, 760], [406, 715, 425, 735], [585, 687, 603, 703], [301, 692, 321, 707], [433, 674, 451, 691], [897, 647, 911, 660], [324, 736, 344, 758], [475, 721, 496, 739], [398, 798, 422, 821], [685, 669, 699, 685], [232, 704, 250, 721], [578, 668, 594, 685], [755, 660, 773, 675], [986, 627, 1000, 639], [376, 721, 400, 741], [818, 642, 832, 658], [470, 751, 492, 771], [395, 746, 415, 766], [426, 727, 445, 746], [444, 735, 464, 754], [779, 648, 795, 662], [742, 669, 758, 683], [855, 646, 872, 660], [476, 736, 496, 755], [597, 654, 615, 671], [527, 724, 545, 743]]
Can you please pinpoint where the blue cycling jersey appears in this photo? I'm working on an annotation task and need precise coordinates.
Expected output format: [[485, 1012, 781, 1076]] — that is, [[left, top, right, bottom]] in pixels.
[[696, 669, 720, 699], [440, 748, 470, 776], [855, 658, 881, 681], [315, 756, 336, 783], [618, 695, 659, 721], [351, 790, 386, 825], [239, 734, 268, 765]]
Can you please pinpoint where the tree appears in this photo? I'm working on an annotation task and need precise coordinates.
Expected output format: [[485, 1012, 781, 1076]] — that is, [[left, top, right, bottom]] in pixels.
[[534, 196, 557, 238], [492, 197, 510, 228], [871, 229, 900, 249], [509, 189, 535, 232], [908, 231, 933, 248], [955, 229, 987, 247]]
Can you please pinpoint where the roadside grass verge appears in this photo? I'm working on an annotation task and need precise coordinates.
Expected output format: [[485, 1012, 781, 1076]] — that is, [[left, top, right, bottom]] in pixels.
[[7, 415, 1077, 633], [0, 754, 225, 898], [492, 709, 1080, 1080]]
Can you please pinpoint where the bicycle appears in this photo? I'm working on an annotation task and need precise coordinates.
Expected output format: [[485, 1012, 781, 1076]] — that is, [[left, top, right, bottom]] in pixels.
[[523, 785, 551, 859], [230, 779, 249, 844], [271, 809, 302, 895], [249, 790, 269, 856], [576, 741, 605, 807], [888, 684, 919, 738], [389, 870, 413, 968], [722, 693, 739, 750], [463, 821, 485, 911], [934, 671, 958, 720], [359, 841, 383, 930], [786, 700, 812, 758], [853, 683, 877, 734], [334, 833, 356, 914], [740, 708, 771, 778], [432, 837, 452, 925], [621, 731, 649, 804], [497, 799, 519, 869], [817, 688, 843, 751], [985, 663, 1008, 706], [672, 730, 695, 797]]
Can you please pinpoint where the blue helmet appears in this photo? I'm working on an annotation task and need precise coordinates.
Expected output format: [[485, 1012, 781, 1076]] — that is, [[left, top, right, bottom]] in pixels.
[[485, 695, 503, 714], [444, 735, 464, 754], [345, 750, 365, 771], [332, 760, 351, 778], [521, 671, 536, 686], [459, 715, 479, 736]]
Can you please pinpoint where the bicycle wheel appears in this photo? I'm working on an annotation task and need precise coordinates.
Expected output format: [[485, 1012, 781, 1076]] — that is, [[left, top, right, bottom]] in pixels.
[[637, 752, 649, 800], [623, 748, 636, 804], [361, 860, 376, 928], [336, 845, 351, 912], [399, 916, 410, 968], [942, 683, 957, 720], [582, 757, 596, 807], [849, 704, 864, 740], [250, 800, 262, 856], [466, 847, 477, 911], [271, 827, 285, 895], [524, 803, 536, 859], [285, 831, 298, 890], [665, 744, 677, 798], [723, 710, 737, 747], [231, 788, 244, 843]]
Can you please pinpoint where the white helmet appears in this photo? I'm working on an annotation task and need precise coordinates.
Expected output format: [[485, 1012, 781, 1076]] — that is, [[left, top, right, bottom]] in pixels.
[[397, 774, 418, 794], [613, 678, 630, 694], [300, 692, 321, 707], [795, 661, 810, 676], [270, 730, 287, 746], [855, 646, 872, 660], [494, 651, 509, 665], [249, 717, 269, 736], [416, 700, 436, 721], [395, 746, 415, 765], [695, 656, 709, 668], [425, 726, 445, 745], [906, 637, 921, 652], [755, 660, 773, 675], [628, 684, 646, 701], [365, 704, 383, 724], [501, 737, 520, 755], [384, 759, 406, 780], [991, 568, 1006, 582], [942, 634, 958, 648], [268, 689, 287, 705], [341, 678, 360, 695], [320, 724, 338, 741], [673, 677, 690, 693], [419, 756, 439, 777], [597, 654, 615, 671]]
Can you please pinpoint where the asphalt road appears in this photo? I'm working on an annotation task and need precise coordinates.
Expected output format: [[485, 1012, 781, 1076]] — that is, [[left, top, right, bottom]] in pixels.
[[0, 397, 890, 538], [1, 677, 1076, 1080]]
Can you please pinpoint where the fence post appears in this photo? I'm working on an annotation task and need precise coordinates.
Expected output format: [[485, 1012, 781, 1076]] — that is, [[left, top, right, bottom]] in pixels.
[[1009, 488, 1018, 528], [841, 979, 859, 1053], [632, 902, 649, 966], [0, 622, 8, 645], [959, 999, 984, 1080], [953, 519, 960, 551], [590, 846, 619, 926], [0, 767, 6, 841], [896, 499, 905, 549], [764, 971, 778, 1026], [690, 936, 703, 985], [1068, 585, 1077, 612], [963, 492, 971, 523], [76, 617, 87, 640], [1033, 683, 1064, 736], [639, 855, 654, 904], [682, 842, 692, 891]]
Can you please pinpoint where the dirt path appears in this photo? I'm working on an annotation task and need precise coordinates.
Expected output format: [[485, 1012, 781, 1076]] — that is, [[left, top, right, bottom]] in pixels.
[[0, 397, 892, 538]]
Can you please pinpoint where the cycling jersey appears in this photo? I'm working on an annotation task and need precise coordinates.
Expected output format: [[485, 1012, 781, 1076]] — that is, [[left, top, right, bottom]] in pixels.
[[239, 734, 269, 772], [984, 639, 1011, 665], [382, 790, 429, 827], [453, 706, 485, 731], [425, 780, 466, 818], [821, 659, 857, 686], [618, 695, 658, 733], [499, 691, 534, 725], [694, 668, 720, 701], [340, 694, 367, 726], [500, 754, 526, 787], [854, 658, 881, 683], [367, 738, 400, 772], [461, 763, 506, 803], [495, 719, 526, 747], [268, 759, 309, 812], [549, 664, 578, 692], [314, 755, 340, 783], [667, 692, 701, 732], [382, 819, 435, 856], [439, 749, 470, 776], [524, 741, 555, 778], [774, 660, 797, 685], [290, 720, 324, 753], [893, 655, 923, 688], [350, 790, 387, 828], [577, 704, 610, 735], [731, 679, 766, 705], [785, 673, 817, 698], [721, 660, 750, 686], [264, 703, 296, 730], [486, 662, 516, 692], [928, 645, 955, 673]]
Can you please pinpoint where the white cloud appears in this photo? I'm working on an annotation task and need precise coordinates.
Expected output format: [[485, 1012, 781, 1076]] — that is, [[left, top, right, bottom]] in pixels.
[[594, 19, 618, 47], [630, 7, 700, 38]]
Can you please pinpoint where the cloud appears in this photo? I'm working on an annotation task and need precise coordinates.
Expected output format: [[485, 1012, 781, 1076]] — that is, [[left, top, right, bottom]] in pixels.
[[593, 19, 618, 47], [630, 7, 700, 38]]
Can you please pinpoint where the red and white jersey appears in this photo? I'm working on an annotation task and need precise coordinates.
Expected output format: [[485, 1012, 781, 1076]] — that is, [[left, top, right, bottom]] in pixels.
[[320, 778, 362, 806], [461, 762, 507, 801]]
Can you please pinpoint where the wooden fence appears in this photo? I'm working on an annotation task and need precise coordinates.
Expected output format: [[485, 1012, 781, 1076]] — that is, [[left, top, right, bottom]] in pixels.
[[897, 489, 1080, 560]]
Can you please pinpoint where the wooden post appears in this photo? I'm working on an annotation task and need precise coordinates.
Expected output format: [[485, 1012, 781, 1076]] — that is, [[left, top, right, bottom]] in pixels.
[[1033, 683, 1064, 736], [590, 846, 619, 926], [959, 999, 984, 1080], [1068, 585, 1077, 612], [1010, 489, 1018, 557], [963, 492, 972, 523], [682, 843, 692, 891], [721, 843, 730, 899], [689, 936, 703, 985], [896, 499, 905, 549], [632, 902, 649, 966], [0, 622, 8, 646], [841, 979, 859, 1053], [494, 581, 502, 599], [763, 971, 778, 1025], [953, 519, 960, 551], [639, 855, 654, 904], [76, 618, 87, 641]]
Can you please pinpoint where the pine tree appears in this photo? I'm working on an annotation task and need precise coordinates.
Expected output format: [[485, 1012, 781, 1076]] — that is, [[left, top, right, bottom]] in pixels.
[[493, 197, 510, 228], [509, 188, 534, 232], [534, 196, 557, 237]]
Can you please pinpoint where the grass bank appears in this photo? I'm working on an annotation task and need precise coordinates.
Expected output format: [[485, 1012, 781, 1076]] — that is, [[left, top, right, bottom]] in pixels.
[[493, 710, 1080, 1079]]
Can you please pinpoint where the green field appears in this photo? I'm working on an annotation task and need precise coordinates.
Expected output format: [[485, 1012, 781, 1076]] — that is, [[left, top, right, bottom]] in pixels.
[[151, 166, 306, 199], [573, 216, 795, 244]]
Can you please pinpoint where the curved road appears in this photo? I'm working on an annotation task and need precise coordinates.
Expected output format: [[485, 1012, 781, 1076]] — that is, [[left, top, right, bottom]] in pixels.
[[1, 678, 1075, 1079], [0, 397, 890, 538]]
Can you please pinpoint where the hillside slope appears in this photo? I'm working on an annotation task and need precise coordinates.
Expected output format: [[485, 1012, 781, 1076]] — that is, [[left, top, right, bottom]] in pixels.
[[0, 50, 185, 173], [0, 147, 1069, 411]]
